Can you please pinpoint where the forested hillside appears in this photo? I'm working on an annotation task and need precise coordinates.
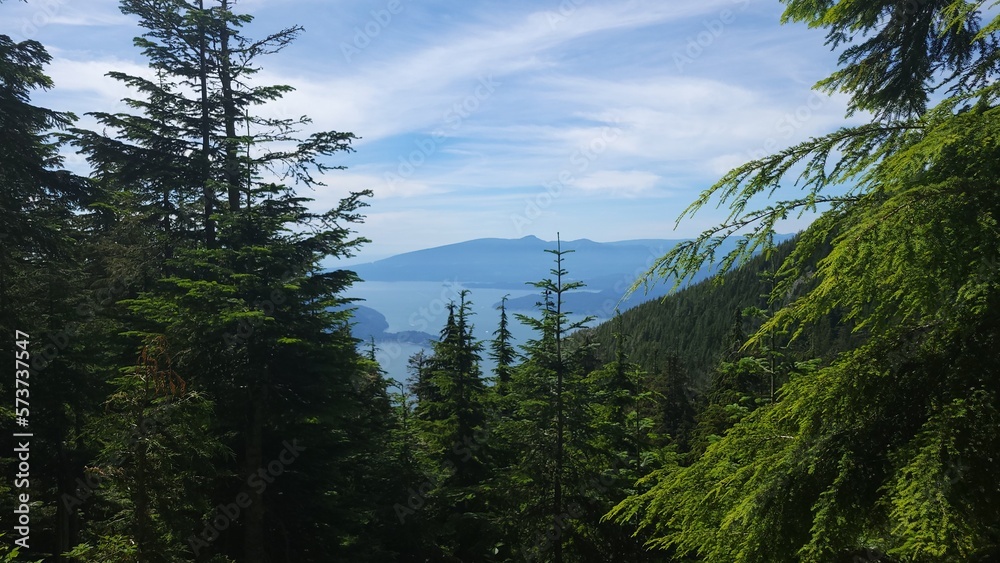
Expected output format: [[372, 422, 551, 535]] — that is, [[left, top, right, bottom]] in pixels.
[[605, 0, 1000, 560], [580, 236, 861, 389], [3, 0, 1000, 562]]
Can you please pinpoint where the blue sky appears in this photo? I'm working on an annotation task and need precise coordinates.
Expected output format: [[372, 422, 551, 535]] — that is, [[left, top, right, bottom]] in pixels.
[[7, 0, 864, 262]]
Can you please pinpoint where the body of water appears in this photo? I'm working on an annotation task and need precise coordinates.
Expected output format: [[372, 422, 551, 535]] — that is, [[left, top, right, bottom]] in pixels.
[[345, 280, 609, 383]]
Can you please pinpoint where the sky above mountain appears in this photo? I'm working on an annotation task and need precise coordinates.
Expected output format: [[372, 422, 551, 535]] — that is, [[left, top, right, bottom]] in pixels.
[[9, 0, 865, 261]]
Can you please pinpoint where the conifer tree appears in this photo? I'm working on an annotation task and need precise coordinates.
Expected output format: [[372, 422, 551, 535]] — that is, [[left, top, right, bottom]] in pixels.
[[410, 291, 497, 559], [490, 294, 517, 396], [407, 349, 438, 415], [0, 19, 105, 560], [65, 337, 222, 563], [578, 318, 658, 561], [498, 235, 596, 562], [420, 292, 487, 473], [65, 1, 378, 560]]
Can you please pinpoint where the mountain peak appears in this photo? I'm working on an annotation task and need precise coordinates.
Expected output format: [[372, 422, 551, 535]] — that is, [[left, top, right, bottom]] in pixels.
[[349, 234, 798, 285]]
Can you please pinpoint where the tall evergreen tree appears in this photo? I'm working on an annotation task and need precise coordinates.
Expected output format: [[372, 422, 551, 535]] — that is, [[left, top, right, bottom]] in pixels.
[[420, 292, 488, 474], [65, 1, 378, 560], [490, 294, 517, 396], [411, 291, 495, 559], [578, 317, 659, 561], [407, 349, 438, 414], [0, 16, 102, 560], [498, 235, 596, 562]]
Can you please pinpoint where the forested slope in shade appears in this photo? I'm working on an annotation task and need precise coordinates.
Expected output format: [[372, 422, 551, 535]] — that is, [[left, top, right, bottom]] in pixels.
[[579, 236, 862, 388]]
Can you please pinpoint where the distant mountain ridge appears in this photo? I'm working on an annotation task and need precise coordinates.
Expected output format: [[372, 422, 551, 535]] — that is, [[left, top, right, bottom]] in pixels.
[[350, 235, 682, 285], [349, 234, 796, 316]]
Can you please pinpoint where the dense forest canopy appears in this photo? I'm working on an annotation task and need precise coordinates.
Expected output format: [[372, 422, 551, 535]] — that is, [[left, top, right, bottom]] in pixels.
[[1, 0, 999, 562]]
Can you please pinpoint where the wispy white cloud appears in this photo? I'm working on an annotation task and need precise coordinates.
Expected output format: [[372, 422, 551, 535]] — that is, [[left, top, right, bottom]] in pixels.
[[573, 170, 662, 197], [259, 1, 752, 142], [46, 9, 132, 27], [6, 0, 131, 42], [25, 0, 855, 257]]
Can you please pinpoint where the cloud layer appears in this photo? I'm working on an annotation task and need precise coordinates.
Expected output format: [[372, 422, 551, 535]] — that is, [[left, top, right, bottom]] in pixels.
[[13, 0, 864, 260]]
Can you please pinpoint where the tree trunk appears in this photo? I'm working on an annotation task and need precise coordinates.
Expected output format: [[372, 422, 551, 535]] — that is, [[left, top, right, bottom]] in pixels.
[[554, 234, 564, 563], [219, 0, 242, 212], [55, 441, 70, 562], [244, 382, 267, 563], [197, 0, 216, 247]]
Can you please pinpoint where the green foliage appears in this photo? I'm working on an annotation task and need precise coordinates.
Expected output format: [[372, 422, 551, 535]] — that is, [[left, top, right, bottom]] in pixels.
[[490, 294, 517, 395], [780, 0, 994, 120], [9, 0, 1000, 560], [0, 1, 391, 560], [0, 534, 41, 563], [488, 237, 665, 563], [64, 336, 223, 562], [401, 290, 499, 560], [613, 1, 1000, 561]]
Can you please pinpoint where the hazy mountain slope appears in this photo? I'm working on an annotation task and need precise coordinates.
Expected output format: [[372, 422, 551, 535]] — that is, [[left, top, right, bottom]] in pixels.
[[350, 234, 795, 290]]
